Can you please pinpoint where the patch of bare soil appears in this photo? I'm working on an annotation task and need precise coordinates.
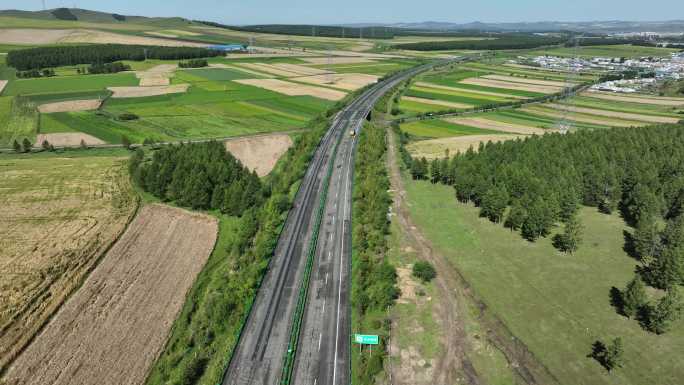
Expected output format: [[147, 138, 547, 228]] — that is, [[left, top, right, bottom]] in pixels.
[[415, 82, 529, 99], [582, 91, 684, 106], [446, 117, 549, 135], [234, 78, 346, 101], [407, 134, 522, 159], [402, 95, 474, 109], [272, 63, 330, 76], [108, 84, 189, 98], [225, 133, 293, 176], [0, 156, 136, 374], [460, 78, 562, 94], [35, 133, 106, 147], [238, 63, 304, 77], [0, 80, 7, 95], [136, 64, 177, 87], [545, 103, 680, 124], [37, 99, 102, 113], [3, 204, 217, 385]]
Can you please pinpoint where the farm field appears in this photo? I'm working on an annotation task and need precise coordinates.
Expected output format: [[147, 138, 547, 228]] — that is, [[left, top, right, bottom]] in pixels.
[[3, 72, 139, 96], [402, 179, 684, 385], [34, 74, 332, 144], [4, 204, 218, 385], [528, 44, 680, 58], [401, 118, 504, 139], [224, 133, 293, 176], [0, 154, 137, 373]]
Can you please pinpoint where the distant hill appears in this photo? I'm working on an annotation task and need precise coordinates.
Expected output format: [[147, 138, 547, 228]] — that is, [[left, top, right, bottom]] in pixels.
[[0, 8, 192, 28]]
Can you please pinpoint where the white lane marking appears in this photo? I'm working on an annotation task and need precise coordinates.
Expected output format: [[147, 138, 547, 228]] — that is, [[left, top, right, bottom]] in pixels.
[[325, 272, 328, 285], [330, 233, 333, 241], [322, 298, 326, 313], [314, 378, 317, 385], [332, 215, 335, 224], [332, 142, 353, 385], [318, 333, 322, 351]]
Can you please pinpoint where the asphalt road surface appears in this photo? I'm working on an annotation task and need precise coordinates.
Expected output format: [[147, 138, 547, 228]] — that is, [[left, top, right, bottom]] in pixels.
[[223, 58, 459, 385]]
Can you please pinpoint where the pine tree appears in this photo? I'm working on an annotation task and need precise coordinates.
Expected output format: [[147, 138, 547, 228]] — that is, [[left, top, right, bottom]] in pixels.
[[505, 201, 527, 231], [553, 214, 583, 253], [633, 217, 661, 262], [604, 337, 624, 371], [647, 288, 683, 334], [13, 139, 21, 153], [622, 275, 647, 318], [480, 186, 509, 223]]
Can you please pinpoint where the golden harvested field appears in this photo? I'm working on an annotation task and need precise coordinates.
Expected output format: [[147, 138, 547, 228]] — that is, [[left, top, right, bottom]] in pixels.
[[4, 204, 217, 385], [582, 91, 684, 106], [414, 81, 529, 99], [0, 155, 137, 373], [482, 74, 572, 87], [402, 96, 474, 109], [108, 84, 189, 98], [520, 106, 642, 127], [407, 134, 522, 159], [0, 29, 207, 47], [36, 99, 102, 113], [544, 103, 681, 124], [302, 57, 376, 65], [225, 133, 293, 176], [234, 78, 347, 100], [460, 78, 562, 94], [295, 73, 378, 91], [136, 64, 177, 87], [445, 117, 548, 135], [35, 133, 106, 147]]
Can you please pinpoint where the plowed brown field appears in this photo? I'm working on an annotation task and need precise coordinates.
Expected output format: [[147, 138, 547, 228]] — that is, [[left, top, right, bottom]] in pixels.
[[3, 204, 217, 385]]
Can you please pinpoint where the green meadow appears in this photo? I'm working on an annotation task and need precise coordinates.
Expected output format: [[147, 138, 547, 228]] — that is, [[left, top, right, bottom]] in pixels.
[[401, 119, 502, 138], [404, 179, 684, 385], [3, 73, 138, 96]]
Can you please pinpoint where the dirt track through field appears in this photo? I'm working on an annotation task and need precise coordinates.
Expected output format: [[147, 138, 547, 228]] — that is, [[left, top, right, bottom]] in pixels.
[[37, 99, 102, 113], [136, 64, 177, 87], [415, 82, 529, 99], [108, 84, 189, 98], [544, 103, 680, 124], [407, 134, 522, 159], [225, 133, 293, 176], [582, 91, 684, 106], [0, 80, 8, 95], [403, 96, 474, 109], [4, 204, 217, 385], [235, 78, 346, 100], [386, 128, 480, 385], [461, 78, 562, 94], [446, 117, 549, 135]]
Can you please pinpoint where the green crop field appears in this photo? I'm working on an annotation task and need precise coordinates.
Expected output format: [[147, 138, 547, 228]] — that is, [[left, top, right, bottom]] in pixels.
[[3, 73, 138, 96], [529, 44, 679, 58], [405, 88, 504, 107], [486, 109, 609, 131], [0, 96, 38, 146], [401, 119, 502, 138], [403, 178, 684, 385], [41, 82, 332, 144]]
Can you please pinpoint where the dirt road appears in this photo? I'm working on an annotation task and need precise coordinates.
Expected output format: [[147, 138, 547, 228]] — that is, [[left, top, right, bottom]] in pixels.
[[3, 204, 217, 385]]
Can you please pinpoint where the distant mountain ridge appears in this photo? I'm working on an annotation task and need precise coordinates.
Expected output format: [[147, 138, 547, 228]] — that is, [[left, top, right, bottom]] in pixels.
[[345, 20, 684, 33], [0, 8, 191, 27]]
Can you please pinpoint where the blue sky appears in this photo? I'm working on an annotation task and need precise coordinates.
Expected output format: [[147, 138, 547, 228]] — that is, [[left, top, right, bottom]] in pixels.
[[1, 0, 682, 24]]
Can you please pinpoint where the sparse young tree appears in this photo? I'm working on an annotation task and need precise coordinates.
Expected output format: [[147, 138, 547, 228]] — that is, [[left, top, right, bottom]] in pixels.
[[412, 261, 436, 283], [13, 139, 21, 153], [621, 275, 647, 318], [121, 135, 131, 150], [553, 214, 583, 253], [646, 288, 683, 334], [80, 139, 87, 149], [591, 338, 624, 372], [41, 139, 50, 150]]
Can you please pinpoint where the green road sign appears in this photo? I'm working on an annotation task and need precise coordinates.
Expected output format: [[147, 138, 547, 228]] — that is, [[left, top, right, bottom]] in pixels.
[[354, 334, 379, 345]]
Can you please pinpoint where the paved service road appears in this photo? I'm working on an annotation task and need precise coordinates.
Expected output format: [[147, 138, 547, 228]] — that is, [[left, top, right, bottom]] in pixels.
[[223, 57, 461, 385]]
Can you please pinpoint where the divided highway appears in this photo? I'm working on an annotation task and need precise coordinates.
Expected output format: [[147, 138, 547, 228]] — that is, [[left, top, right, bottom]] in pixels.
[[223, 58, 458, 385]]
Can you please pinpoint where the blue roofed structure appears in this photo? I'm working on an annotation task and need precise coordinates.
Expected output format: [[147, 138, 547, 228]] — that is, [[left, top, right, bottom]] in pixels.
[[209, 44, 248, 52]]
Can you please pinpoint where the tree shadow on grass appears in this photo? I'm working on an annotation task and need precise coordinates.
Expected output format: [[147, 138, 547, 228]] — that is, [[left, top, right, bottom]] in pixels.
[[609, 286, 625, 316], [622, 230, 640, 261]]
